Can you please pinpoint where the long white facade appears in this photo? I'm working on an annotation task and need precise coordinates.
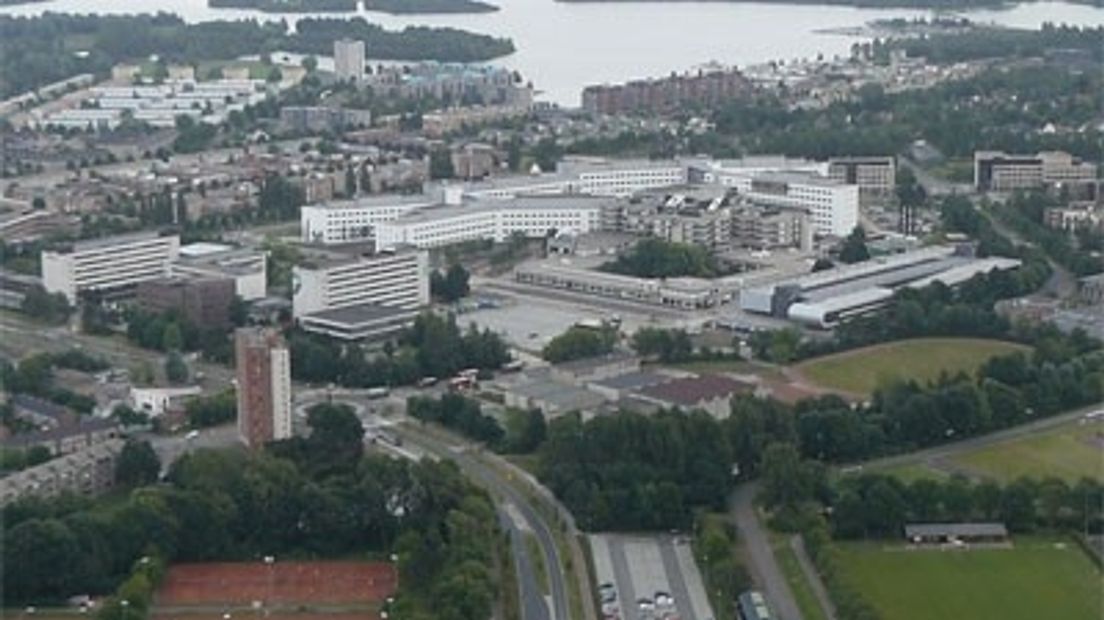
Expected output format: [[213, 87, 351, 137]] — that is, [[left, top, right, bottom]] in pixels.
[[300, 196, 438, 245], [705, 167, 858, 237], [373, 196, 605, 251], [42, 233, 180, 302], [292, 249, 430, 318]]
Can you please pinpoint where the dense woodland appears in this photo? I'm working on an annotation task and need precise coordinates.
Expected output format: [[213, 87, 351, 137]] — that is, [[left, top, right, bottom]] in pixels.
[[3, 404, 504, 620], [0, 13, 515, 99]]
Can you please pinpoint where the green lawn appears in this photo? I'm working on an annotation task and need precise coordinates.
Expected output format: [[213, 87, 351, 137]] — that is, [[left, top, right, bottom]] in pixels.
[[837, 538, 1103, 620], [950, 420, 1104, 482], [795, 338, 1029, 396]]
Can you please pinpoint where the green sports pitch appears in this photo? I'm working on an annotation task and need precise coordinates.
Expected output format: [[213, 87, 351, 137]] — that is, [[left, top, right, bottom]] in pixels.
[[837, 538, 1102, 620], [795, 337, 1029, 396]]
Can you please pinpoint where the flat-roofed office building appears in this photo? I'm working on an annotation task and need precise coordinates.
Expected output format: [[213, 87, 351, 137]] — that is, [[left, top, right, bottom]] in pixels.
[[41, 232, 180, 302]]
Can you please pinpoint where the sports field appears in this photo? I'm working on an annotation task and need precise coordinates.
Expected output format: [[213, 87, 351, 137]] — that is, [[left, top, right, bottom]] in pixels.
[[836, 539, 1102, 620], [948, 419, 1104, 482], [153, 561, 396, 620], [795, 338, 1028, 396]]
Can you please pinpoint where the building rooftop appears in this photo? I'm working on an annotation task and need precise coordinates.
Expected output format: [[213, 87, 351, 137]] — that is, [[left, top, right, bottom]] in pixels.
[[637, 373, 752, 407], [553, 351, 639, 376], [50, 231, 176, 254], [304, 194, 439, 211], [178, 241, 234, 257], [303, 302, 416, 327], [904, 522, 1008, 539], [590, 371, 670, 392]]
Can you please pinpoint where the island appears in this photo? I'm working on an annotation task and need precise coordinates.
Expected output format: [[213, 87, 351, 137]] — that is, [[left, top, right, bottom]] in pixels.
[[556, 0, 1018, 9], [208, 0, 359, 13], [363, 0, 499, 14]]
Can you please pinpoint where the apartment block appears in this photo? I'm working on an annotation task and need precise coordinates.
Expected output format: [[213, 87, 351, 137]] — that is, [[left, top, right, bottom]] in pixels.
[[0, 439, 124, 507], [975, 150, 1098, 192], [582, 67, 753, 115], [334, 39, 366, 84], [235, 327, 292, 449], [827, 156, 897, 195], [292, 248, 429, 318], [41, 232, 180, 302]]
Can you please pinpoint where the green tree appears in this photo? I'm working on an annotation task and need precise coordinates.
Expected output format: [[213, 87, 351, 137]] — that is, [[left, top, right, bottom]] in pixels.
[[429, 148, 455, 179], [542, 326, 617, 363], [838, 226, 870, 264], [115, 440, 161, 487], [164, 351, 189, 384]]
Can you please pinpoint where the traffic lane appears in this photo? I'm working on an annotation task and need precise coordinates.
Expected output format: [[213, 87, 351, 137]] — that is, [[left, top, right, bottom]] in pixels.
[[394, 426, 568, 620], [502, 507, 552, 620]]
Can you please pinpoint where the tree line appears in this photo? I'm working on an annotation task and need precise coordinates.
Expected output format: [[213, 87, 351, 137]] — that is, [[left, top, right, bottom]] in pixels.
[[831, 472, 1104, 539], [290, 312, 511, 386], [3, 405, 504, 620], [408, 393, 547, 454], [0, 13, 515, 100]]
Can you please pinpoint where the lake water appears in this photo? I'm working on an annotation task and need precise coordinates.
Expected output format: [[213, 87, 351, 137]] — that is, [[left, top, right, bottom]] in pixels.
[[4, 0, 1102, 105]]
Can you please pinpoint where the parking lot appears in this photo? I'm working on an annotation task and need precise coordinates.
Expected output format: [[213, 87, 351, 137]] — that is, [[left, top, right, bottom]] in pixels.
[[589, 533, 714, 620]]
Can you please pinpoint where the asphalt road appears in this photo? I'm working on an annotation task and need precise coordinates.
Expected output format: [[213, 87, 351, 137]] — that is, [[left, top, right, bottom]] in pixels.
[[393, 424, 570, 620], [731, 482, 804, 620]]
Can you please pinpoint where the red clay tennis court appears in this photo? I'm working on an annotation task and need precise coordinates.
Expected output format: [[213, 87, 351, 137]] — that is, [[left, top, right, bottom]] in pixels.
[[153, 608, 381, 613], [156, 561, 397, 606]]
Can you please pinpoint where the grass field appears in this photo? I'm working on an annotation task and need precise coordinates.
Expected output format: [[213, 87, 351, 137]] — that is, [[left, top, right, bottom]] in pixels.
[[837, 538, 1102, 620], [795, 338, 1029, 396], [870, 419, 1104, 484], [948, 420, 1104, 482]]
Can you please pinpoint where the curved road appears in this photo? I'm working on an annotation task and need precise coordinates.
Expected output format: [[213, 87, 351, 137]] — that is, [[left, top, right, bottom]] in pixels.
[[394, 424, 570, 620]]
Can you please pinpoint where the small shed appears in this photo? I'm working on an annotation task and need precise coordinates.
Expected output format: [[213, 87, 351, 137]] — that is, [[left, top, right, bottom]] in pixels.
[[904, 522, 1009, 545]]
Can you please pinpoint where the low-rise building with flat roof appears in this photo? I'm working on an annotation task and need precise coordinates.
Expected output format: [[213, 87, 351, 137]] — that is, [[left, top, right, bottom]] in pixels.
[[298, 302, 421, 341], [904, 522, 1009, 544], [172, 242, 267, 301]]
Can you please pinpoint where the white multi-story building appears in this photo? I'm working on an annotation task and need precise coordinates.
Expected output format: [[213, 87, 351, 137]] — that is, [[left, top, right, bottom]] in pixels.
[[704, 167, 858, 237], [373, 196, 606, 251], [300, 195, 438, 245], [334, 39, 366, 84], [563, 158, 689, 196], [41, 232, 180, 302], [463, 158, 690, 201], [292, 249, 430, 318]]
